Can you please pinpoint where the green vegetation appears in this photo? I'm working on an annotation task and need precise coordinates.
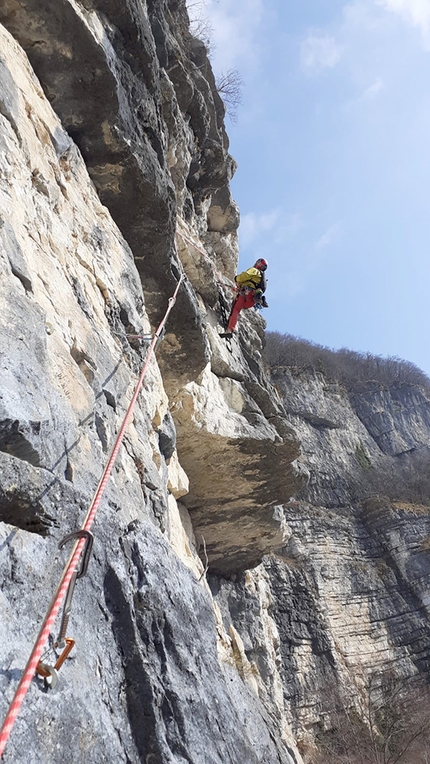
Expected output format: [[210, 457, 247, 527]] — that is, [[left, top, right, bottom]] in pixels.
[[355, 442, 372, 470]]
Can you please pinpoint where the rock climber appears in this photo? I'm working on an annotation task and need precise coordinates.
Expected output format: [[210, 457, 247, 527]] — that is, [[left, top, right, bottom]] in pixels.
[[220, 258, 269, 339]]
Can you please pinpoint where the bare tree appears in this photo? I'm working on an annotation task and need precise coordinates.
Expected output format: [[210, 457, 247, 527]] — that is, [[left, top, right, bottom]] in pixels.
[[186, 1, 243, 121], [215, 68, 243, 122], [264, 331, 430, 390], [186, 0, 217, 53], [189, 17, 214, 52], [316, 676, 430, 764]]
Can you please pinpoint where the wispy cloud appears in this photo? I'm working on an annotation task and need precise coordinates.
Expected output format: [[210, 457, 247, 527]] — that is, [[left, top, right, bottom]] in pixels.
[[194, 0, 264, 72], [239, 209, 304, 251], [274, 213, 303, 243], [360, 76, 384, 100], [249, 218, 343, 301], [281, 222, 342, 298], [377, 0, 430, 45], [239, 209, 279, 249], [343, 76, 385, 110], [315, 221, 342, 250], [300, 33, 343, 73]]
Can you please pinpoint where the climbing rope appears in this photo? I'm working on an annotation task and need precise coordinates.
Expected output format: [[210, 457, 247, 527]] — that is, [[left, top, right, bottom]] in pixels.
[[0, 274, 184, 758], [176, 224, 215, 262], [176, 223, 237, 348], [176, 223, 236, 292]]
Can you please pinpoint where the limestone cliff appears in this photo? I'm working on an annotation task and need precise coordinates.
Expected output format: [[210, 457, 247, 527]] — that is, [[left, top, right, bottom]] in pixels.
[[240, 365, 430, 757], [0, 2, 301, 762], [0, 2, 430, 764]]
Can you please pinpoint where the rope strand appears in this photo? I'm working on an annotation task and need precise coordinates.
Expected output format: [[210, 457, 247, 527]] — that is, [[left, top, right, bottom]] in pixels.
[[176, 224, 236, 291], [0, 274, 184, 758]]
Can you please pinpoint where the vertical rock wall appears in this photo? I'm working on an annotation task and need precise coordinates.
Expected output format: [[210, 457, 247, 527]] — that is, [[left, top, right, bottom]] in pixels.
[[1, 2, 430, 763], [214, 369, 430, 759], [0, 3, 303, 763]]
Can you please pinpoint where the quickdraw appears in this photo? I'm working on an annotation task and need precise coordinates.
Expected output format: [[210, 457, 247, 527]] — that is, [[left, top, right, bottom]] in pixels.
[[217, 289, 233, 353], [0, 273, 184, 757], [36, 639, 75, 690], [36, 530, 94, 689]]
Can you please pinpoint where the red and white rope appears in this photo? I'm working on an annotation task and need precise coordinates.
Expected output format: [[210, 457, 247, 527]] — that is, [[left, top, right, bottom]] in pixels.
[[176, 224, 236, 292], [0, 275, 183, 757]]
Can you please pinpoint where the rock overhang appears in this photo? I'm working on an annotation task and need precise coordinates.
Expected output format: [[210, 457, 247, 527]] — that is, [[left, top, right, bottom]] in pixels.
[[0, 0, 305, 577], [171, 365, 304, 575]]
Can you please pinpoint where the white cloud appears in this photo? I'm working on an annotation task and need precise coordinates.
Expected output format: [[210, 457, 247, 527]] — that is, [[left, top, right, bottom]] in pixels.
[[239, 209, 304, 251], [300, 34, 343, 72], [191, 0, 264, 73], [274, 213, 303, 243], [315, 221, 342, 250], [377, 0, 430, 44], [239, 209, 279, 249], [342, 1, 388, 33], [259, 210, 279, 230], [343, 76, 385, 110], [269, 221, 342, 300], [280, 273, 307, 300], [360, 76, 384, 99]]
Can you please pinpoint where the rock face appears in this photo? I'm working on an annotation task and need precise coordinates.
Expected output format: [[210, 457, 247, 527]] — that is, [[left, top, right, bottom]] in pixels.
[[0, 2, 430, 763], [0, 0, 302, 575], [251, 367, 430, 755], [0, 3, 302, 762], [350, 383, 430, 456]]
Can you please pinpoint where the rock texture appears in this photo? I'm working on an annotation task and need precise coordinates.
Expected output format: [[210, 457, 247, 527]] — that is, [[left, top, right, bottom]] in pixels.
[[1, 2, 430, 763], [247, 368, 430, 756], [0, 3, 302, 762], [0, 0, 302, 575]]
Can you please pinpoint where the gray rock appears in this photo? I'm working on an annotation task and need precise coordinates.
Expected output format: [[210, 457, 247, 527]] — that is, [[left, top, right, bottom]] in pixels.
[[0, 14, 304, 763], [351, 383, 430, 456], [2, 1, 430, 761]]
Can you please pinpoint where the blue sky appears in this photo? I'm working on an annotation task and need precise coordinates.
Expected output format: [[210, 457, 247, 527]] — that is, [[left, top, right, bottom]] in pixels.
[[188, 0, 430, 376]]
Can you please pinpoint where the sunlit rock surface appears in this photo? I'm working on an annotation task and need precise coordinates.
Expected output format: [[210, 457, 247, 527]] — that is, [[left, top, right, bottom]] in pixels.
[[1, 2, 430, 763], [0, 6, 302, 763]]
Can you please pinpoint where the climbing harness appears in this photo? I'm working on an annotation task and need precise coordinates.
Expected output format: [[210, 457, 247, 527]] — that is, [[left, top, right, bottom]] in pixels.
[[0, 273, 184, 757]]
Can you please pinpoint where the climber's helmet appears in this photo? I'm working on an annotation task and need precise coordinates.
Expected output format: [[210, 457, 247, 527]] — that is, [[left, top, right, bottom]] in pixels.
[[254, 258, 268, 271]]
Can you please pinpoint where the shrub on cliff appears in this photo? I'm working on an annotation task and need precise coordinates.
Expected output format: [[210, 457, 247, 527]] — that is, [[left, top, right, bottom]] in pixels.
[[215, 68, 243, 123], [186, 1, 243, 122], [187, 0, 214, 52]]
